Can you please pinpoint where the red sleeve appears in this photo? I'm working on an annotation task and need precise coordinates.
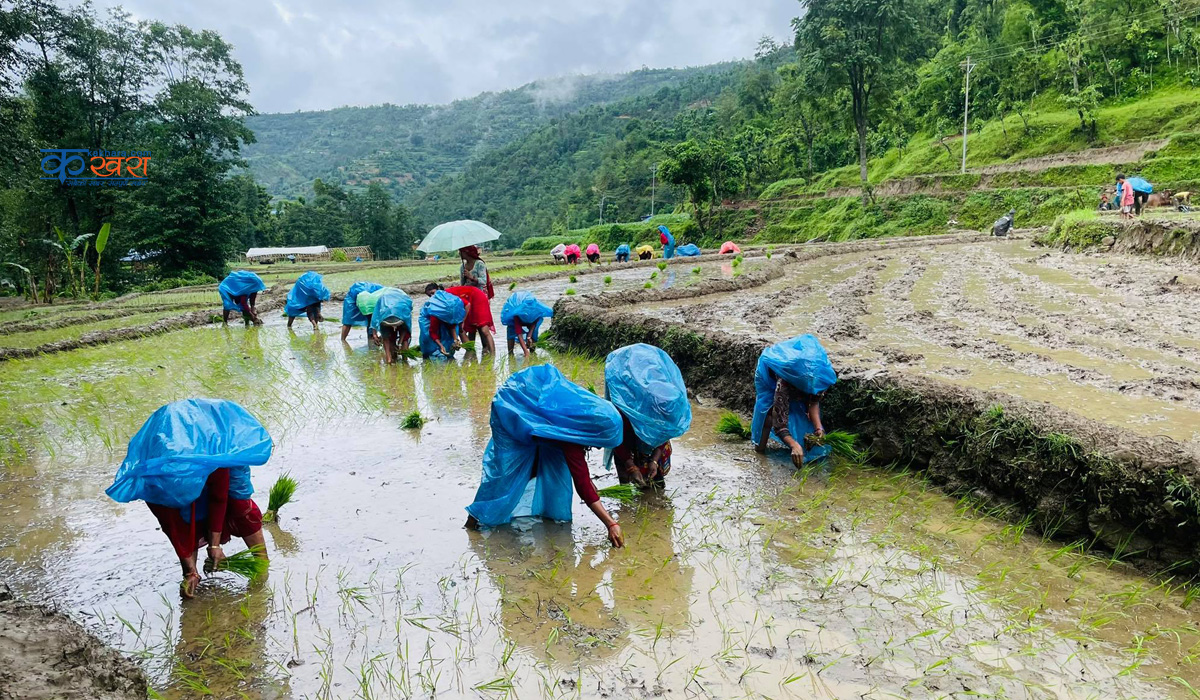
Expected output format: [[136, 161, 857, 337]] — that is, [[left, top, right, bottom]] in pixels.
[[206, 468, 230, 530], [429, 315, 442, 338], [237, 296, 252, 314], [562, 444, 599, 505]]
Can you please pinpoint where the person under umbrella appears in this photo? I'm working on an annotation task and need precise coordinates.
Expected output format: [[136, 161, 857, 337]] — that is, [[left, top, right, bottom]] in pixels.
[[459, 245, 494, 299]]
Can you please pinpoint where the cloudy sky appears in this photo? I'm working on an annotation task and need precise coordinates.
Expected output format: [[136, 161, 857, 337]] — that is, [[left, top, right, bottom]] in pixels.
[[86, 0, 799, 114]]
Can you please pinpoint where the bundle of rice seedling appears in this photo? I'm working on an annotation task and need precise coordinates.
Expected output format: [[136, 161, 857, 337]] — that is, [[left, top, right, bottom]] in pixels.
[[603, 276, 612, 284], [461, 340, 477, 351], [508, 282, 517, 291], [218, 546, 269, 581], [809, 430, 864, 462], [539, 328, 553, 341], [691, 266, 701, 274], [657, 262, 667, 271], [643, 282, 653, 289], [401, 410, 425, 429], [597, 483, 639, 503], [565, 288, 576, 295], [650, 271, 658, 279], [262, 473, 297, 523], [715, 411, 751, 440], [400, 346, 421, 360], [569, 275, 577, 283]]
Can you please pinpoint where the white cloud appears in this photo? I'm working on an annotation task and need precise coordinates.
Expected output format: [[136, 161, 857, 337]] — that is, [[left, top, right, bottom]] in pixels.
[[83, 0, 799, 112]]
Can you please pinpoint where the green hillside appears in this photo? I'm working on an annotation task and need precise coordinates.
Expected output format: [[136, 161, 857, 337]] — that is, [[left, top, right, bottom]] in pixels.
[[242, 64, 743, 201]]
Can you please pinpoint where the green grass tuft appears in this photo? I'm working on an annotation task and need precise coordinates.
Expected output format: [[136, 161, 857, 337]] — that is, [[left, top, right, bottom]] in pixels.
[[401, 410, 425, 429], [650, 271, 658, 279], [691, 266, 701, 274], [716, 411, 751, 440], [597, 483, 639, 503], [657, 262, 667, 271]]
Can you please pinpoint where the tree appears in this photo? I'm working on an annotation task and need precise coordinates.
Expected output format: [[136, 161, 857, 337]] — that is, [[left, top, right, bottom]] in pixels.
[[659, 139, 743, 232], [794, 0, 917, 203]]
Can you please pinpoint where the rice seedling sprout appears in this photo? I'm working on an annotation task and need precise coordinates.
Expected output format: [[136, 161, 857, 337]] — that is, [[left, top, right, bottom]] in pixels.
[[657, 262, 666, 271], [603, 276, 612, 284], [461, 340, 476, 351], [565, 288, 576, 295], [643, 282, 653, 289], [507, 282, 516, 291], [598, 483, 639, 503], [401, 411, 425, 429], [263, 472, 297, 522], [691, 266, 701, 274], [218, 546, 270, 581], [569, 275, 577, 283], [715, 411, 750, 440]]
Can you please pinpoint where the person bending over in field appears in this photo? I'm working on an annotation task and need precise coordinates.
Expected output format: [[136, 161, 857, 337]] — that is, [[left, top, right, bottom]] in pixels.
[[440, 283, 496, 355], [464, 365, 626, 547], [219, 270, 266, 326], [368, 288, 414, 364], [605, 344, 692, 487], [500, 290, 553, 357], [340, 281, 384, 343], [106, 399, 271, 598], [284, 271, 330, 331], [752, 335, 837, 468]]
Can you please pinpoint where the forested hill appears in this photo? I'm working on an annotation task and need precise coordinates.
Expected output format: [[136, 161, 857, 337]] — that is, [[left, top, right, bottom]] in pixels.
[[242, 64, 743, 201]]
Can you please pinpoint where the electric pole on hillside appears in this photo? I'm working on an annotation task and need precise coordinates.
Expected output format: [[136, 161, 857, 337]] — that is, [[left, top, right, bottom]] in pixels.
[[599, 195, 607, 225], [650, 164, 658, 217], [961, 56, 975, 174]]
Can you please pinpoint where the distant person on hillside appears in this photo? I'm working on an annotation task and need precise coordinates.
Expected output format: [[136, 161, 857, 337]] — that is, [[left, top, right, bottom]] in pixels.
[[219, 271, 266, 326], [551, 243, 567, 263], [340, 281, 383, 342], [586, 243, 601, 264], [458, 246, 494, 299], [1098, 191, 1114, 211], [1117, 174, 1135, 221], [992, 209, 1016, 237], [615, 243, 631, 263], [637, 245, 654, 260]]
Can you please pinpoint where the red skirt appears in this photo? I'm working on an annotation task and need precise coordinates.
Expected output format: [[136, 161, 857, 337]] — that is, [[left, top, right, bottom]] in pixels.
[[147, 499, 263, 560], [445, 285, 495, 333]]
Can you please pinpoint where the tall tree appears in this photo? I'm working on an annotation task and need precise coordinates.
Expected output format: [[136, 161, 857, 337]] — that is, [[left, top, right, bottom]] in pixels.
[[794, 0, 917, 202]]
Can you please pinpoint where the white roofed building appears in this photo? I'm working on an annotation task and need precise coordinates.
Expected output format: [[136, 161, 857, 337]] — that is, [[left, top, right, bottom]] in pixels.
[[245, 245, 330, 263]]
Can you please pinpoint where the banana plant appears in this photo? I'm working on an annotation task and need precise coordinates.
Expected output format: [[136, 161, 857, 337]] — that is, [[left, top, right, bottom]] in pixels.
[[93, 223, 110, 296], [3, 262, 39, 302], [50, 227, 94, 298]]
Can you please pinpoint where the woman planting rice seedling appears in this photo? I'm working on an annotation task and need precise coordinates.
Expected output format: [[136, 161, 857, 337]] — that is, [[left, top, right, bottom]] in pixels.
[[105, 399, 272, 598], [614, 243, 631, 263], [752, 334, 837, 468], [419, 284, 467, 358], [500, 290, 553, 357], [604, 344, 692, 487], [464, 365, 626, 547], [284, 271, 330, 331], [563, 243, 582, 265], [218, 270, 266, 326], [441, 283, 496, 355], [368, 288, 414, 364], [586, 243, 601, 264], [636, 244, 654, 260], [340, 281, 384, 342], [658, 225, 676, 259]]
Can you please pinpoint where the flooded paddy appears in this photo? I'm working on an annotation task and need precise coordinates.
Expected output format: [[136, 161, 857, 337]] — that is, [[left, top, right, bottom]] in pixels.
[[2, 293, 1200, 699], [632, 238, 1200, 449]]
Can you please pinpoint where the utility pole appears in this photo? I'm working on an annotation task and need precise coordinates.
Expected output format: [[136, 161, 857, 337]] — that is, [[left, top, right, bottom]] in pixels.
[[599, 195, 607, 226], [650, 164, 658, 218], [960, 56, 975, 175]]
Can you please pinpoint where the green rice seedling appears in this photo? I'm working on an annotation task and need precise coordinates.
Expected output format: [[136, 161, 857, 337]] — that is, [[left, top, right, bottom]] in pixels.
[[565, 288, 576, 295], [508, 282, 516, 291], [262, 473, 297, 522], [586, 383, 598, 394], [539, 328, 552, 341], [401, 411, 425, 429], [400, 346, 421, 360], [604, 276, 612, 284], [650, 271, 658, 279], [220, 546, 269, 581], [598, 483, 639, 503], [691, 266, 701, 274], [657, 262, 666, 271], [569, 275, 577, 283], [461, 340, 476, 351], [810, 430, 864, 462], [716, 411, 750, 439], [643, 282, 653, 289]]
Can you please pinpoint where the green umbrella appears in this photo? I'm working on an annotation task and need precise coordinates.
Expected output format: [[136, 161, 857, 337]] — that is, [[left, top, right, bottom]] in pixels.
[[416, 220, 502, 253]]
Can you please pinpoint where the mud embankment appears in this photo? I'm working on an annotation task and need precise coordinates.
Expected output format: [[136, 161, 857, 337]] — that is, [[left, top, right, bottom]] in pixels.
[[553, 283, 1200, 572], [1046, 216, 1200, 261], [0, 585, 146, 700]]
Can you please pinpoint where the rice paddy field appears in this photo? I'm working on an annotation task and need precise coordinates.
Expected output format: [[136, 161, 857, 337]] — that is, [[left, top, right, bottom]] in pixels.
[[5, 241, 1200, 699]]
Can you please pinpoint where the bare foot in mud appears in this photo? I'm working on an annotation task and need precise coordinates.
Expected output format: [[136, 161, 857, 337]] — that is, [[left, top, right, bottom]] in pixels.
[[464, 515, 479, 530]]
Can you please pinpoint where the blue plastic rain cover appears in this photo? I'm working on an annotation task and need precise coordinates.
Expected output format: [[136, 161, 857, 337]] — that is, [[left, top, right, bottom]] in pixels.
[[466, 365, 622, 526], [750, 335, 838, 458], [284, 271, 331, 317], [418, 290, 466, 358], [658, 225, 676, 259], [615, 244, 631, 256], [218, 271, 266, 311], [1127, 176, 1153, 193], [605, 344, 691, 450], [501, 290, 553, 342], [676, 243, 701, 257], [341, 281, 383, 326], [368, 289, 413, 336], [106, 399, 273, 510]]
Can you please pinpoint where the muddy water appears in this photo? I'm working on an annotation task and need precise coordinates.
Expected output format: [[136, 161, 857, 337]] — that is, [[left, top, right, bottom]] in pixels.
[[635, 239, 1200, 447], [3, 311, 1200, 698]]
